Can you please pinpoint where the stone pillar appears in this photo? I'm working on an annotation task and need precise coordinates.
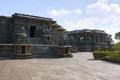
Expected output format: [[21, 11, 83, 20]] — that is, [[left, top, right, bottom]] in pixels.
[[103, 35, 105, 43], [101, 34, 102, 43], [102, 34, 104, 43], [84, 33, 87, 43], [25, 25, 30, 37], [98, 34, 100, 44], [100, 35, 101, 43], [97, 34, 99, 44], [94, 34, 97, 44]]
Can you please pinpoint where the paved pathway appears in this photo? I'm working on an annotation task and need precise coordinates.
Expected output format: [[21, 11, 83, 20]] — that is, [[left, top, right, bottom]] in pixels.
[[0, 52, 120, 80]]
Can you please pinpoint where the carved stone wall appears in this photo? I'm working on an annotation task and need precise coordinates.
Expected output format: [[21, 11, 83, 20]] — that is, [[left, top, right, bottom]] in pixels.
[[11, 13, 64, 45], [0, 13, 64, 45], [0, 16, 9, 43], [69, 29, 111, 51]]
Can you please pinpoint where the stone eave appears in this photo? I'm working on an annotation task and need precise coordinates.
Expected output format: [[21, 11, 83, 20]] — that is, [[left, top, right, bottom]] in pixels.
[[13, 13, 56, 22]]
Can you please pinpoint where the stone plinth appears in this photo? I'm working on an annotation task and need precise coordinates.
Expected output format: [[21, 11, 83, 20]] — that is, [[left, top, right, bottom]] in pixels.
[[0, 44, 14, 57], [55, 46, 73, 57], [13, 44, 32, 59]]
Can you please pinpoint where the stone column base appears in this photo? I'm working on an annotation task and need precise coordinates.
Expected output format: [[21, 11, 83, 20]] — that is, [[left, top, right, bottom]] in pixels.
[[55, 46, 73, 57], [12, 44, 32, 59]]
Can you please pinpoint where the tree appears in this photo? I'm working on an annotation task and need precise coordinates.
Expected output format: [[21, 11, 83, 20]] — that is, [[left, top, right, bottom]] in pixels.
[[109, 34, 114, 44], [112, 42, 120, 51], [62, 30, 69, 40], [115, 32, 120, 41]]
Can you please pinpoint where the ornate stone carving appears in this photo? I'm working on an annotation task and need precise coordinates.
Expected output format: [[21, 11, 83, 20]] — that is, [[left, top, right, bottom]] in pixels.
[[15, 26, 28, 44], [59, 34, 70, 46], [43, 28, 52, 35]]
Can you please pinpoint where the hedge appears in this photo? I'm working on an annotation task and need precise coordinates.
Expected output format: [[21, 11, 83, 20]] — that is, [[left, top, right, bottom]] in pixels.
[[93, 51, 107, 60], [93, 51, 120, 63]]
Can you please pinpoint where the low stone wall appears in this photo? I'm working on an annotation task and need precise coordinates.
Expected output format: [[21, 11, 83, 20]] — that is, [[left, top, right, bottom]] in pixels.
[[79, 46, 92, 52], [0, 44, 32, 58], [32, 44, 56, 57], [0, 44, 57, 58], [0, 44, 14, 57], [0, 44, 73, 58]]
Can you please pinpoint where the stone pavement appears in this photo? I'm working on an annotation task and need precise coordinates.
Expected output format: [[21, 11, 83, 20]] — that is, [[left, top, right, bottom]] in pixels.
[[0, 52, 120, 80]]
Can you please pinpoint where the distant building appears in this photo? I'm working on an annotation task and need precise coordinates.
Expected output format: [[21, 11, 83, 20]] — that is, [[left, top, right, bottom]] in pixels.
[[0, 13, 64, 45], [68, 29, 111, 51]]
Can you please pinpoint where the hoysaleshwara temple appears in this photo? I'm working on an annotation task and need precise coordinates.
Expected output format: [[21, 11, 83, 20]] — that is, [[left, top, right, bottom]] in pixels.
[[0, 13, 111, 58]]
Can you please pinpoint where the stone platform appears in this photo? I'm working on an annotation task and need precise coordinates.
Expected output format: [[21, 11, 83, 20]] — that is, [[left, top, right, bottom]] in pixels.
[[0, 44, 32, 59], [0, 52, 120, 80]]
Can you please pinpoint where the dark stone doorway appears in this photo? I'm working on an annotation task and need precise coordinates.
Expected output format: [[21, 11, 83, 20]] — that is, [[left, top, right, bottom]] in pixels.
[[30, 26, 36, 38]]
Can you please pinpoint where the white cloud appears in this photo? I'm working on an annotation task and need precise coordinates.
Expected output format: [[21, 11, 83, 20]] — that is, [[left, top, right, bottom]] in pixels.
[[49, 9, 70, 16], [64, 18, 95, 31], [63, 0, 120, 42], [85, 0, 120, 20], [98, 0, 108, 4], [74, 9, 83, 14], [85, 0, 120, 40], [47, 0, 120, 42], [48, 9, 83, 16], [85, 0, 110, 18]]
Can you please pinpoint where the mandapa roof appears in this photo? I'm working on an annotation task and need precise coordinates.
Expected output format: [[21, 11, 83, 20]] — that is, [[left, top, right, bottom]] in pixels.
[[69, 29, 107, 34]]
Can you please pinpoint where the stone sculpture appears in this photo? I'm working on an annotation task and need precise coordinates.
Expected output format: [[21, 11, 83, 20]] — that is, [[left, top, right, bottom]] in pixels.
[[15, 26, 28, 44], [59, 34, 70, 46]]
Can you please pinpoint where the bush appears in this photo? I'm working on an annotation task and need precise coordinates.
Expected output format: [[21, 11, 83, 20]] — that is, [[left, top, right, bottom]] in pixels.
[[93, 51, 120, 63], [105, 52, 120, 63], [93, 42, 120, 63], [93, 51, 107, 60]]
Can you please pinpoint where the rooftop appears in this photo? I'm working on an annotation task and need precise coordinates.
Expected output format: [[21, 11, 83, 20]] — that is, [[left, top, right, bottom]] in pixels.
[[13, 13, 56, 22], [69, 29, 107, 34]]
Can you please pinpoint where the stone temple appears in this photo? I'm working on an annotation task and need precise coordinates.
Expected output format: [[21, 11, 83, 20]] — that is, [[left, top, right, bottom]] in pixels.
[[68, 29, 111, 52], [0, 13, 64, 44], [0, 13, 111, 58], [0, 13, 69, 58]]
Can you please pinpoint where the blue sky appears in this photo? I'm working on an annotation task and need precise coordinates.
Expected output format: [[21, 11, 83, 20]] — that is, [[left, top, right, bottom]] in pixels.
[[0, 0, 120, 42]]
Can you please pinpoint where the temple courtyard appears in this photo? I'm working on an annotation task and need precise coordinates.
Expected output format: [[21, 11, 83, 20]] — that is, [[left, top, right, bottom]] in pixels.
[[0, 52, 120, 80]]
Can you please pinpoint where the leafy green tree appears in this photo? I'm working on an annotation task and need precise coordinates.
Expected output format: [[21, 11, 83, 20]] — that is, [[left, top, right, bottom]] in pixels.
[[112, 42, 120, 51], [62, 30, 69, 39], [115, 32, 120, 41], [109, 35, 114, 44], [62, 30, 69, 36]]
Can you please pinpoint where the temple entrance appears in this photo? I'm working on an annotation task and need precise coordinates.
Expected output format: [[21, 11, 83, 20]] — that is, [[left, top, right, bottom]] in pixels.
[[30, 26, 36, 38]]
